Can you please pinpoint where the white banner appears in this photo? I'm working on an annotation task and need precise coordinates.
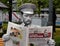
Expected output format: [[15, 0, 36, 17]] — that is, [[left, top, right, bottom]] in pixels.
[[28, 26, 52, 46]]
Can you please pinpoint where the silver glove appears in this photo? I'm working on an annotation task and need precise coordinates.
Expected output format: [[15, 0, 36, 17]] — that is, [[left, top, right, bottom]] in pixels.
[[2, 34, 10, 42]]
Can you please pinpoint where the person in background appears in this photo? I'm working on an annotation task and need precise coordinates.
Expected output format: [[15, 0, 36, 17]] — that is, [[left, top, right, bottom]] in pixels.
[[41, 15, 48, 26]]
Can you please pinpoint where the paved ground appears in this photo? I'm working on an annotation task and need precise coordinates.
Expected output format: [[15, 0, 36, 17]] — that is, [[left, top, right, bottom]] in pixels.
[[0, 38, 4, 46]]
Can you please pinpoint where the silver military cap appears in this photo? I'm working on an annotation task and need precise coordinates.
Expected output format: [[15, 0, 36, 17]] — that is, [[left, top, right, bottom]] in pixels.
[[19, 3, 36, 14]]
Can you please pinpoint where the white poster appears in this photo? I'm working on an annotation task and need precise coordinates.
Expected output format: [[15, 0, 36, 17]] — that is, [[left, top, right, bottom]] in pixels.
[[28, 26, 52, 46], [6, 22, 29, 46]]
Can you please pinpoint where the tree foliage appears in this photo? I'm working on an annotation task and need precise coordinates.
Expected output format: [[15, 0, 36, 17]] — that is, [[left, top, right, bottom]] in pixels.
[[53, 0, 60, 8], [0, 0, 60, 8], [0, 0, 60, 13], [0, 0, 8, 6]]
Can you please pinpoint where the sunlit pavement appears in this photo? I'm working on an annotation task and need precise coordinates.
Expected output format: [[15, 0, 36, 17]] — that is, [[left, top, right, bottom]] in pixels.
[[0, 38, 4, 46]]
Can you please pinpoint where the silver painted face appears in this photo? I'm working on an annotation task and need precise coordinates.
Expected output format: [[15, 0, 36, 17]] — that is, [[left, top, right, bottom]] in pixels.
[[23, 14, 33, 25]]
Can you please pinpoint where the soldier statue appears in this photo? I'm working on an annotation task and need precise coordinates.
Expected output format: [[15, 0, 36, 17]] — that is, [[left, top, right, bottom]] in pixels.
[[2, 3, 55, 46]]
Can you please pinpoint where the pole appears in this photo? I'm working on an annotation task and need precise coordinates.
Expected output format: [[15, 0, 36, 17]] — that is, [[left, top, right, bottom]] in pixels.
[[9, 0, 12, 22], [38, 0, 41, 17], [47, 0, 54, 39], [48, 0, 53, 26]]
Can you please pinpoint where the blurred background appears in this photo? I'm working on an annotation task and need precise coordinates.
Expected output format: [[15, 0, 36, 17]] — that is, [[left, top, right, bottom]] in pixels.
[[0, 0, 60, 46]]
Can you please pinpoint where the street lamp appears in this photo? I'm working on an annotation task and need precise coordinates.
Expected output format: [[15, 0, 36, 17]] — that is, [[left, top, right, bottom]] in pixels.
[[48, 0, 56, 38]]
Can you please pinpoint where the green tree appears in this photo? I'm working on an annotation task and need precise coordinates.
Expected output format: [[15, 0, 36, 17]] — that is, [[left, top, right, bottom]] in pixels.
[[0, 0, 8, 6], [53, 0, 60, 8], [0, 0, 60, 13]]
